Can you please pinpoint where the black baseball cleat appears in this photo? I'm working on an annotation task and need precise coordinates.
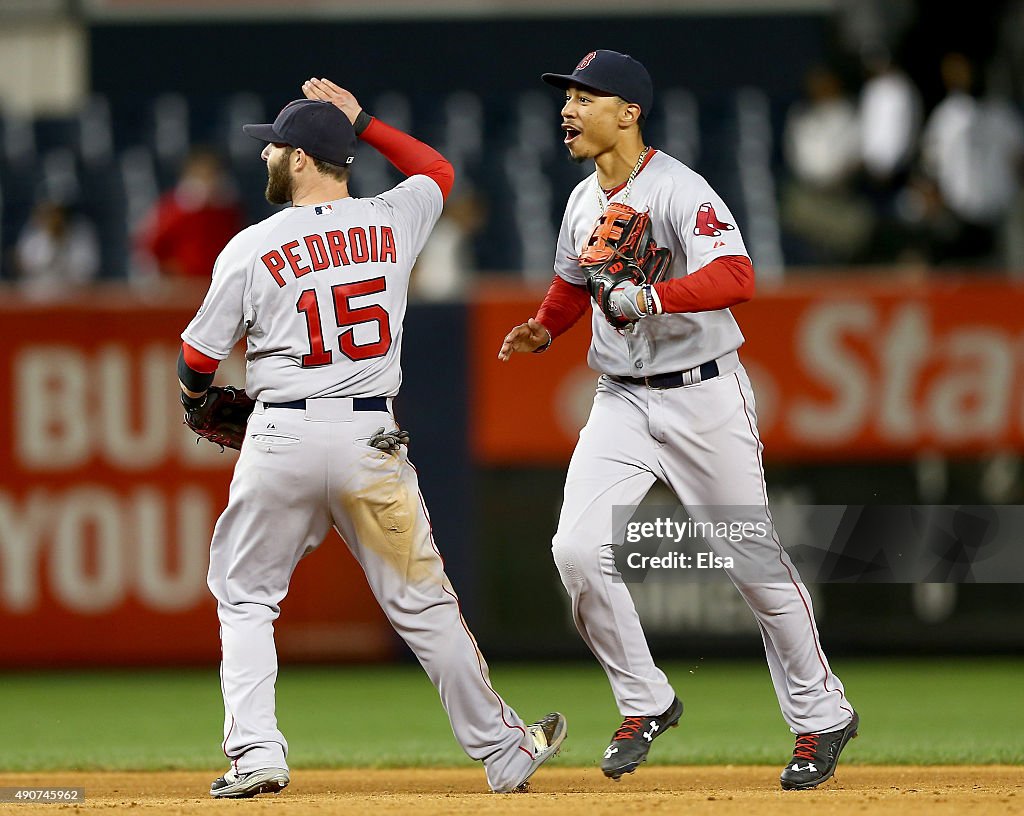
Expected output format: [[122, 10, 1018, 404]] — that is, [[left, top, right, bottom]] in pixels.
[[780, 710, 860, 790], [209, 767, 290, 798], [600, 696, 683, 780]]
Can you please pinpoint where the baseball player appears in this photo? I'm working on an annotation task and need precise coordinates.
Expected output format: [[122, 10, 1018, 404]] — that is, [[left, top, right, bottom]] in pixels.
[[498, 51, 858, 789], [178, 78, 566, 798]]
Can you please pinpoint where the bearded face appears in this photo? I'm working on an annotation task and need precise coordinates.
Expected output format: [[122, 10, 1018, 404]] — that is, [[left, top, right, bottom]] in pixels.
[[264, 146, 294, 205]]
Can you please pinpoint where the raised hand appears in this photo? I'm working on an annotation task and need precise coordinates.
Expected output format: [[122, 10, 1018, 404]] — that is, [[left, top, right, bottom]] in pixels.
[[302, 77, 362, 124]]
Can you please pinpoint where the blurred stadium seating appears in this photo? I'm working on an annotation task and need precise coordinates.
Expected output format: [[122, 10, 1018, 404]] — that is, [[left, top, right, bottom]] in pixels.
[[0, 85, 792, 280]]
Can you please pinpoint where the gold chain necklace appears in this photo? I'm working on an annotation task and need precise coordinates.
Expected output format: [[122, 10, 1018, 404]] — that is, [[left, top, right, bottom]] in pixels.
[[596, 146, 650, 212]]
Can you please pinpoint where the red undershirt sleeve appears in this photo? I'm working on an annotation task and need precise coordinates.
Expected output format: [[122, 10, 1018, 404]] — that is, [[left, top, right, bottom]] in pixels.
[[532, 257, 753, 336], [652, 255, 755, 313], [360, 117, 454, 201], [535, 275, 591, 339], [182, 341, 221, 374]]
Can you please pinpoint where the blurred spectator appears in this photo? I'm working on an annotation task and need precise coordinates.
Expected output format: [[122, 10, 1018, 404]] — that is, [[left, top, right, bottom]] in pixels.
[[411, 187, 486, 301], [781, 66, 873, 264], [14, 199, 100, 296], [856, 45, 923, 263], [916, 53, 1024, 266], [859, 46, 921, 189], [136, 147, 243, 279]]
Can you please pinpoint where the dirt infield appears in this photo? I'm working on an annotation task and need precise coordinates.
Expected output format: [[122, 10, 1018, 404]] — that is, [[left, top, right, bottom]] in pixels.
[[0, 767, 1021, 815]]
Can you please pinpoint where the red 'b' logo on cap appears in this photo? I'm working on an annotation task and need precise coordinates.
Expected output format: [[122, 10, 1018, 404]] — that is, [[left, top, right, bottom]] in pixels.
[[576, 51, 598, 71]]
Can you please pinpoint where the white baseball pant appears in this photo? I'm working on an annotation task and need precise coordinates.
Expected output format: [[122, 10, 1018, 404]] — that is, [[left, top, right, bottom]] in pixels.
[[206, 398, 537, 791], [552, 354, 854, 734]]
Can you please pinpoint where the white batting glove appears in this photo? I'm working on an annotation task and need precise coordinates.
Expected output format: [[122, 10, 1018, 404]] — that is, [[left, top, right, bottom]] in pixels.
[[608, 283, 663, 324]]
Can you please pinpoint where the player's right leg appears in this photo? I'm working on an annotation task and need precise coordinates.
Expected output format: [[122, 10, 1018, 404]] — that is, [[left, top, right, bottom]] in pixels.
[[206, 404, 332, 795], [552, 378, 682, 777], [327, 410, 564, 793]]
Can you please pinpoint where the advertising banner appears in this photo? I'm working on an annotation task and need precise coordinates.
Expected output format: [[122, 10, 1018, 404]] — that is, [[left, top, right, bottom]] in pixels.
[[471, 278, 1024, 463], [0, 290, 394, 666]]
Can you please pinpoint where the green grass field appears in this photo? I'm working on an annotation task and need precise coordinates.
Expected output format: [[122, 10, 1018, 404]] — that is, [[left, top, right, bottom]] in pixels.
[[2, 658, 1021, 771]]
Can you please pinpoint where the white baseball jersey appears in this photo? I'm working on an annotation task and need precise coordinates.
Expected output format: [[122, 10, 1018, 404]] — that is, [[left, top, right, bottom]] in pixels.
[[554, 150, 749, 376], [182, 175, 442, 402]]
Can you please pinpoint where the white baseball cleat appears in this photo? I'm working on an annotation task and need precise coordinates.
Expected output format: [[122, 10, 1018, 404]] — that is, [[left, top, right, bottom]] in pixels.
[[209, 767, 290, 798]]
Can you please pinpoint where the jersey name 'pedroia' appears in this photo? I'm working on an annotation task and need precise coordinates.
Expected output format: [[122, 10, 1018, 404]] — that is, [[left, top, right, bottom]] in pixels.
[[181, 174, 441, 404], [260, 223, 397, 285]]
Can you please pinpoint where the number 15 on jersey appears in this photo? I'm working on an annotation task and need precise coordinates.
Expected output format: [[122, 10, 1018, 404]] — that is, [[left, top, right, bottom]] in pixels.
[[295, 277, 392, 367]]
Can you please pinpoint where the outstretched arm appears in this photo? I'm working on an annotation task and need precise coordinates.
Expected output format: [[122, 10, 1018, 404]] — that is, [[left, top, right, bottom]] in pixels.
[[497, 275, 591, 361], [302, 77, 453, 200]]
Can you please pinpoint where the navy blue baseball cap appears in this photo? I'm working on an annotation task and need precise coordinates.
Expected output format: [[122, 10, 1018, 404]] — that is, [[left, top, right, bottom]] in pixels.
[[243, 99, 357, 166], [542, 50, 653, 115]]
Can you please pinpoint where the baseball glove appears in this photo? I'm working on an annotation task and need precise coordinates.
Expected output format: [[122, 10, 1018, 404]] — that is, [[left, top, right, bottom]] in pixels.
[[182, 386, 255, 451], [579, 203, 671, 329]]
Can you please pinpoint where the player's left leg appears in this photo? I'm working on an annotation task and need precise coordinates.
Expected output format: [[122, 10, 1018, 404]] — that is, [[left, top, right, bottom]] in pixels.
[[654, 360, 857, 787], [326, 412, 563, 793]]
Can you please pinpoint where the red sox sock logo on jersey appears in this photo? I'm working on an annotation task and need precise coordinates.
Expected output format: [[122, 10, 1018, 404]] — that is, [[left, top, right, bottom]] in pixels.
[[693, 202, 734, 238]]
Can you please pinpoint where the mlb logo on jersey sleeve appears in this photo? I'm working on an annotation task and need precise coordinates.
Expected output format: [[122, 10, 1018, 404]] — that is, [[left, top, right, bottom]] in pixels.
[[314, 204, 333, 216], [694, 203, 734, 238]]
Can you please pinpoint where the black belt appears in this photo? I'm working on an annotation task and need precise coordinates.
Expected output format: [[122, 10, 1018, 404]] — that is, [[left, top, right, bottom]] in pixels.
[[610, 360, 720, 389], [266, 397, 389, 412]]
